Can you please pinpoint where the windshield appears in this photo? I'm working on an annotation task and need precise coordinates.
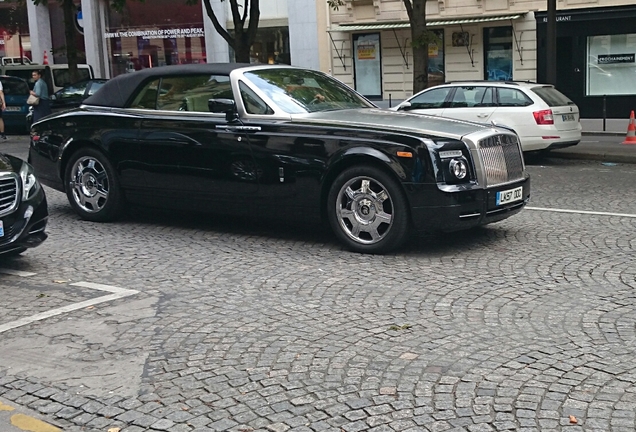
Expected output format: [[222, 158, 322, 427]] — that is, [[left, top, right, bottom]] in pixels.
[[243, 68, 374, 114], [52, 68, 91, 88]]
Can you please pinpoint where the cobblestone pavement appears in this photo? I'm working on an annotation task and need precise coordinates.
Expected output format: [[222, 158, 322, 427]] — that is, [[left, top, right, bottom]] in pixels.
[[1, 136, 636, 431]]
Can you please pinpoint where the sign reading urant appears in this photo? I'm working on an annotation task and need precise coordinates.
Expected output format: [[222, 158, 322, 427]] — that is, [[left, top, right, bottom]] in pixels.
[[104, 28, 205, 39], [597, 54, 635, 64]]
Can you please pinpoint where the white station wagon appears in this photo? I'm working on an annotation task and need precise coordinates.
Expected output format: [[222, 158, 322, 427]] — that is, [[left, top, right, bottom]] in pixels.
[[393, 81, 582, 152]]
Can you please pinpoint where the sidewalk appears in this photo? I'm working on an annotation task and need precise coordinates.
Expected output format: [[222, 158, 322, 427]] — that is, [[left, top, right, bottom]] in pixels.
[[548, 118, 636, 164]]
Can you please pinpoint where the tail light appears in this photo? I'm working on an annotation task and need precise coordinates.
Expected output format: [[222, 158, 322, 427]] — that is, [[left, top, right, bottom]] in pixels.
[[533, 109, 554, 125]]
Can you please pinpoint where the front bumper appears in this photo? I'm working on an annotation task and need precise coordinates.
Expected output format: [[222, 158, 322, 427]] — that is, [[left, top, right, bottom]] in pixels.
[[0, 188, 48, 256], [408, 175, 531, 233]]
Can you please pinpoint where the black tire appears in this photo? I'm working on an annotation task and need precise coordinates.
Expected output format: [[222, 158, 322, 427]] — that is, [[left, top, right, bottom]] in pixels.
[[64, 147, 123, 222], [327, 165, 410, 254]]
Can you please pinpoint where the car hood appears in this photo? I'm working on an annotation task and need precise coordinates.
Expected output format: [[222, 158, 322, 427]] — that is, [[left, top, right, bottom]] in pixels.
[[291, 108, 491, 140]]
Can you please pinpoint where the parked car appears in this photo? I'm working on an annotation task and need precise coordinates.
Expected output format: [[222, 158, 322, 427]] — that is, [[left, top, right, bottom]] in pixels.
[[1, 57, 33, 66], [1, 63, 94, 94], [0, 75, 30, 132], [28, 64, 530, 254], [49, 79, 108, 113], [0, 152, 48, 256], [393, 81, 582, 152], [26, 78, 109, 126]]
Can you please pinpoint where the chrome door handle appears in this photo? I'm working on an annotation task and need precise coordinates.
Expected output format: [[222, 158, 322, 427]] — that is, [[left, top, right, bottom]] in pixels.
[[217, 125, 261, 132], [476, 114, 489, 118]]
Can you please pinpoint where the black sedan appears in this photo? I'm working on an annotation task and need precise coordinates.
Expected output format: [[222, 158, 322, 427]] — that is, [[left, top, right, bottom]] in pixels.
[[28, 63, 529, 253], [0, 153, 48, 256]]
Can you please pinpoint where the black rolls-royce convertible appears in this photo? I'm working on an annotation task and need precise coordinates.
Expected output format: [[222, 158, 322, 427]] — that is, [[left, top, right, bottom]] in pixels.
[[28, 63, 530, 253]]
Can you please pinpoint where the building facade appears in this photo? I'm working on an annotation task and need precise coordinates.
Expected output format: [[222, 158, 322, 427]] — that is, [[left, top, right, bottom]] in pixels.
[[22, 0, 331, 79], [327, 0, 636, 117]]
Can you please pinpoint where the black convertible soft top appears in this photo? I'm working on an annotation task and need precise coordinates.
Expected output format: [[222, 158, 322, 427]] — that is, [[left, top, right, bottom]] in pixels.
[[83, 63, 252, 108]]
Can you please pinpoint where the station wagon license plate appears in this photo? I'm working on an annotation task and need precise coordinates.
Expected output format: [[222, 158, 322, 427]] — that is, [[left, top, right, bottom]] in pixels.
[[0, 220, 3, 237], [496, 186, 523, 206], [4, 106, 21, 112], [562, 113, 575, 121]]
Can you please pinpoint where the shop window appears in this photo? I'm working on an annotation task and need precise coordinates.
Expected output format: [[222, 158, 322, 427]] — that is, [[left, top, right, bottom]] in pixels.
[[353, 33, 382, 100], [428, 30, 445, 87], [409, 87, 451, 109], [587, 33, 636, 96], [484, 27, 513, 81], [229, 27, 290, 64]]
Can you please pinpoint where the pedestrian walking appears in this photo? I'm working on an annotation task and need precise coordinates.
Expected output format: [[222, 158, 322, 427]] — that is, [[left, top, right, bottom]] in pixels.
[[30, 69, 52, 123], [0, 79, 7, 140]]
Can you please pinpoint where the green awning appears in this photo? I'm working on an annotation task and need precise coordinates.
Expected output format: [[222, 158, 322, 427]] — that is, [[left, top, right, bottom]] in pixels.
[[329, 13, 524, 32]]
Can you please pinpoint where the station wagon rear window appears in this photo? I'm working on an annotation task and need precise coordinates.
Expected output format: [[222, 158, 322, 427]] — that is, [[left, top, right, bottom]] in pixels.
[[531, 86, 575, 107]]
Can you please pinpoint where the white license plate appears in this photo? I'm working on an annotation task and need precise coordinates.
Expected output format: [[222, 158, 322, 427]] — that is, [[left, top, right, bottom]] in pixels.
[[496, 186, 523, 206], [4, 106, 21, 112], [0, 220, 3, 237], [562, 113, 575, 121]]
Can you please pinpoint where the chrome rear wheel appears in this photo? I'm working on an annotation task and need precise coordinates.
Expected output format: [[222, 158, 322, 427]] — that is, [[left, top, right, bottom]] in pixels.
[[69, 156, 110, 214]]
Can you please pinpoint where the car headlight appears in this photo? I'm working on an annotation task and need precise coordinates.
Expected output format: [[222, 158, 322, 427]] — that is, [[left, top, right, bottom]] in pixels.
[[19, 161, 40, 201], [449, 158, 468, 180]]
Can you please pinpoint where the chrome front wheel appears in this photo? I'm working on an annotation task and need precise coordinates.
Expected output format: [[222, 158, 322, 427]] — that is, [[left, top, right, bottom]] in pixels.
[[328, 166, 410, 253], [336, 176, 394, 244], [65, 148, 123, 222]]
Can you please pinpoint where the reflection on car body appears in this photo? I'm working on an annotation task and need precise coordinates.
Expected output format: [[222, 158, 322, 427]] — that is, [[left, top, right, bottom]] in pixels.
[[28, 63, 530, 253]]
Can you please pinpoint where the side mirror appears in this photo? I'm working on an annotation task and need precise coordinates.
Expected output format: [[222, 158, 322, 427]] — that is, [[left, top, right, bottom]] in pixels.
[[208, 98, 238, 121], [396, 101, 412, 111], [50, 94, 57, 101]]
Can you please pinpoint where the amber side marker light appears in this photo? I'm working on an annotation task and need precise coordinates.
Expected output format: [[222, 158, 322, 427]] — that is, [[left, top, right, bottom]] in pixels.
[[397, 151, 413, 158]]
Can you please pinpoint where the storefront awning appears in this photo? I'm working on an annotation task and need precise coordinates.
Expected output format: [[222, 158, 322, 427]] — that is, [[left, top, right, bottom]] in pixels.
[[329, 13, 525, 32]]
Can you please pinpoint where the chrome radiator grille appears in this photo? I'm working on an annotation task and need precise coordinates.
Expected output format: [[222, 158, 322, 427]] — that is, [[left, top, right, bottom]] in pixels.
[[478, 135, 525, 187], [0, 174, 19, 215]]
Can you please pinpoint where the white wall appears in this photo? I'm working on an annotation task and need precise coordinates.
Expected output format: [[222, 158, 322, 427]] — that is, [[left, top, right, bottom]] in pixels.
[[288, 0, 320, 69]]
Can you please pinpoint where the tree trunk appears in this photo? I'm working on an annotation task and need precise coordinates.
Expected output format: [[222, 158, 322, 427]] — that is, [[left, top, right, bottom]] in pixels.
[[234, 34, 252, 63], [62, 0, 80, 83], [409, 0, 429, 94]]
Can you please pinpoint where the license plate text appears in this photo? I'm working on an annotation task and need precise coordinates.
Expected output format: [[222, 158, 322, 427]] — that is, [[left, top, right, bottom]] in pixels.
[[496, 186, 523, 206]]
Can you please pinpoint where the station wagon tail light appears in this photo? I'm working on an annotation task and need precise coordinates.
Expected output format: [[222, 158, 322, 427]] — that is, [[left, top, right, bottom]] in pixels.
[[533, 109, 554, 125]]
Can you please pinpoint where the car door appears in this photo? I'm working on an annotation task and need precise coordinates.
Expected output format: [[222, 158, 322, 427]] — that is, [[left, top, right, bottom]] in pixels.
[[234, 80, 327, 215], [135, 75, 258, 210], [398, 86, 452, 116], [440, 86, 497, 124]]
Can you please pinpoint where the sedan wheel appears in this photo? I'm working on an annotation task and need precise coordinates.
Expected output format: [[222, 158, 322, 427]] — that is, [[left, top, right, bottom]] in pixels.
[[65, 148, 123, 222], [328, 166, 410, 253]]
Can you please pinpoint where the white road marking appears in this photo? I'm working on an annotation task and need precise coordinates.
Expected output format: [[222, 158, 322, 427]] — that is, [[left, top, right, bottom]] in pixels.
[[0, 282, 139, 334], [0, 269, 37, 277], [526, 206, 636, 219]]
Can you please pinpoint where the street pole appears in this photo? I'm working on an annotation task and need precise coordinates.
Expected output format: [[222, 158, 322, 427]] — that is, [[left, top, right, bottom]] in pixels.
[[546, 0, 557, 85]]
